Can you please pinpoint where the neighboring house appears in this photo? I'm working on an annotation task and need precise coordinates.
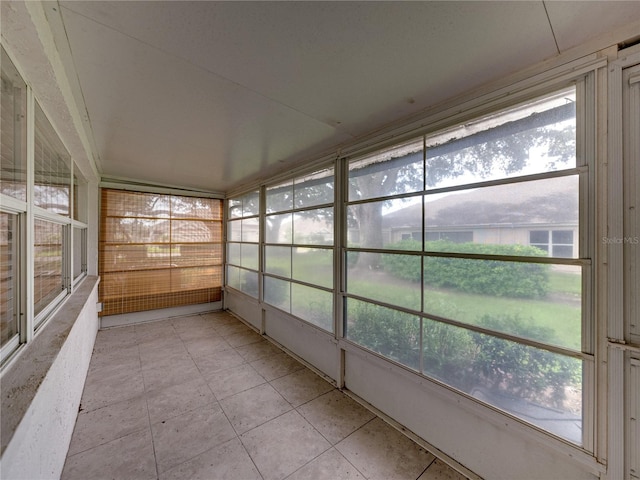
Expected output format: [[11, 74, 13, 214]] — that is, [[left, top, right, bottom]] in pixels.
[[381, 175, 578, 258]]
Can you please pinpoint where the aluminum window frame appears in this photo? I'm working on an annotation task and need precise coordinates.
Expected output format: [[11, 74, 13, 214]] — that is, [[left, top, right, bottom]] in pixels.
[[261, 166, 336, 333], [341, 76, 595, 448], [0, 46, 86, 369]]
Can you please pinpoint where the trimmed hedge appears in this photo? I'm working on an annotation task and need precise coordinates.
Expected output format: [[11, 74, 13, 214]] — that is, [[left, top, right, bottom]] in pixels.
[[382, 240, 549, 298]]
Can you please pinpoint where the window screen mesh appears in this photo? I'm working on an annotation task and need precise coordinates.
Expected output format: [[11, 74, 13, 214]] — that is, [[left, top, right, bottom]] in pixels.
[[99, 189, 223, 316]]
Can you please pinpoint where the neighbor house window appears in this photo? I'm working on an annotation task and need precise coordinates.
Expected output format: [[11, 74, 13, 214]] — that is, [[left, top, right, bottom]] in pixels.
[[226, 191, 260, 298], [99, 189, 223, 316], [425, 231, 473, 243], [530, 230, 575, 258], [345, 86, 588, 445], [263, 167, 335, 332]]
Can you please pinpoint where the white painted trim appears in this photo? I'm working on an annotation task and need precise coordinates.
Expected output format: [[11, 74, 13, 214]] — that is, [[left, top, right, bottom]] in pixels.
[[99, 179, 224, 199], [0, 195, 27, 214]]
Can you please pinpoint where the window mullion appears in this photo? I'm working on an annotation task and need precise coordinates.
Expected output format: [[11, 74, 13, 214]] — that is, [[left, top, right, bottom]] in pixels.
[[24, 86, 35, 343]]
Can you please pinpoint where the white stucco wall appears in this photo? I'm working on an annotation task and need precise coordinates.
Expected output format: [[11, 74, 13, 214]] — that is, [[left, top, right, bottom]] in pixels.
[[0, 278, 100, 480]]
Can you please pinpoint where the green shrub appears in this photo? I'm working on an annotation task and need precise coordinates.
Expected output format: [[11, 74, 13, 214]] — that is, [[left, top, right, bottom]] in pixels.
[[471, 314, 580, 408], [349, 304, 579, 409], [347, 300, 420, 370], [382, 240, 549, 298]]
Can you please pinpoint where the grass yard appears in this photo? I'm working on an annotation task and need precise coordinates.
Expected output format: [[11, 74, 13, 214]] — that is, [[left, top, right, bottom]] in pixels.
[[347, 269, 582, 350]]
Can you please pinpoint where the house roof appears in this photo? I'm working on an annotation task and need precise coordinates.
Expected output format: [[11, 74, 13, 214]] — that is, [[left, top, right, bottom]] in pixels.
[[383, 175, 578, 228]]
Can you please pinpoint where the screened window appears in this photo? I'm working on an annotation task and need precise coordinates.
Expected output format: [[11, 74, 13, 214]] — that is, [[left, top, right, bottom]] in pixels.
[[0, 47, 27, 202], [263, 167, 334, 332], [1, 212, 19, 350], [99, 189, 223, 316], [34, 102, 71, 216], [345, 86, 587, 444], [227, 190, 260, 298], [34, 219, 64, 320]]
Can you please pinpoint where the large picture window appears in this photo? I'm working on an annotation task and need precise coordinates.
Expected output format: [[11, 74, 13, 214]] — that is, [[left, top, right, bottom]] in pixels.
[[262, 167, 335, 332], [99, 189, 223, 316], [226, 190, 260, 298], [345, 86, 588, 444]]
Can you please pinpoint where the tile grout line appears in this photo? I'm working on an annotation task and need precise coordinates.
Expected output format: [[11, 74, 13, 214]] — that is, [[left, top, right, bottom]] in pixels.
[[137, 331, 162, 480]]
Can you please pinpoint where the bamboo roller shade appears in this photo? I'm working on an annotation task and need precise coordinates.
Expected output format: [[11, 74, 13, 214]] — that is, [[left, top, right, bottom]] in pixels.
[[99, 189, 223, 316]]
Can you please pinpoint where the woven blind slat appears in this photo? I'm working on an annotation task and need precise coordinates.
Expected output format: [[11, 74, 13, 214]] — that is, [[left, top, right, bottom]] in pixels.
[[99, 189, 223, 316]]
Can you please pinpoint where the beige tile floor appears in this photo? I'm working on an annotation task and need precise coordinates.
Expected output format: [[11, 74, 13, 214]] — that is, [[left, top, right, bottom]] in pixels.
[[62, 311, 469, 480]]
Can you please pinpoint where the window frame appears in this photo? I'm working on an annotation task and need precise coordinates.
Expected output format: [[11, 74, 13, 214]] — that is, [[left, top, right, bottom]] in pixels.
[[261, 166, 336, 333], [341, 78, 594, 447], [0, 46, 87, 367]]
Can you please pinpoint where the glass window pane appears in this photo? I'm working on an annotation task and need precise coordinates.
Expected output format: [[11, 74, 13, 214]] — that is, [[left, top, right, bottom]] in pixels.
[[227, 265, 241, 290], [241, 218, 259, 242], [242, 191, 260, 217], [420, 176, 578, 257], [294, 168, 334, 208], [241, 243, 258, 270], [1, 47, 28, 202], [230, 191, 260, 218], [265, 245, 291, 277], [229, 198, 242, 219], [228, 242, 241, 266], [34, 102, 72, 215], [293, 208, 333, 245], [530, 231, 549, 244], [266, 213, 292, 244], [291, 283, 333, 332], [553, 245, 574, 258], [346, 298, 420, 371], [266, 181, 293, 213], [292, 247, 333, 288], [349, 139, 424, 201], [423, 257, 581, 351], [239, 269, 258, 298], [425, 88, 576, 189], [347, 252, 421, 311], [264, 276, 290, 312], [228, 219, 242, 241], [34, 219, 64, 316], [552, 230, 574, 244], [422, 318, 582, 444], [348, 198, 422, 250], [1, 212, 19, 346], [73, 226, 86, 280]]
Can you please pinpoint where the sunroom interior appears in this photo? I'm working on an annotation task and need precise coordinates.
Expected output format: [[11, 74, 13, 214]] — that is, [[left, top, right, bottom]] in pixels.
[[2, 1, 640, 479]]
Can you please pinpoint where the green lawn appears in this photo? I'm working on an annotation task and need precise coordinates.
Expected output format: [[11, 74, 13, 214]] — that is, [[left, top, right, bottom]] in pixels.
[[347, 269, 582, 350], [264, 251, 583, 350]]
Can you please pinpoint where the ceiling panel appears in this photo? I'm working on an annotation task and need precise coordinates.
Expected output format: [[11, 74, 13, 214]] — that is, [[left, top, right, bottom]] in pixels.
[[54, 1, 640, 193], [545, 1, 640, 52], [60, 5, 351, 191]]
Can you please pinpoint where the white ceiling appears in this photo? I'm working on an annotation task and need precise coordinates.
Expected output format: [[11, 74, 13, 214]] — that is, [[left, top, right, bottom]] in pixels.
[[45, 1, 640, 193]]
